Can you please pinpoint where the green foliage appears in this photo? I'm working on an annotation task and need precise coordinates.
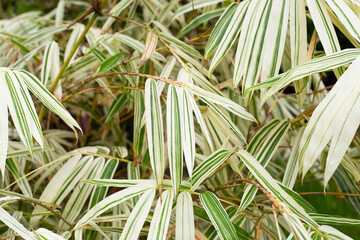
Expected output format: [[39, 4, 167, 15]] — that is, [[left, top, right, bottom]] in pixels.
[[1, 0, 360, 239]]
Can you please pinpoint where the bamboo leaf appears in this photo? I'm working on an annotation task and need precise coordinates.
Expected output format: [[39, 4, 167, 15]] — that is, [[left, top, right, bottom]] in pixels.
[[74, 187, 150, 229], [20, 70, 81, 132], [105, 93, 128, 123], [167, 85, 183, 194], [204, 2, 238, 59], [178, 9, 224, 38], [145, 78, 165, 186], [95, 52, 123, 76], [298, 56, 360, 185], [176, 192, 195, 240], [236, 150, 318, 228], [119, 189, 155, 240], [190, 149, 231, 191], [186, 83, 256, 122], [0, 206, 38, 240], [0, 73, 9, 176], [147, 190, 174, 240], [256, 49, 360, 105], [209, 1, 249, 75], [199, 192, 237, 240], [172, 0, 225, 22], [102, 0, 133, 32]]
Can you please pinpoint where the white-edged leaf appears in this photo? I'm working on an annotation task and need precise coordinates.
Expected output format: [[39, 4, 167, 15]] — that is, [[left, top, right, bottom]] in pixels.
[[167, 85, 183, 194], [298, 56, 360, 185], [256, 49, 360, 105], [236, 150, 318, 228], [0, 207, 37, 240], [324, 0, 360, 43], [319, 225, 353, 240], [145, 78, 165, 186], [190, 149, 231, 191], [282, 203, 312, 240], [186, 83, 256, 122], [101, 0, 133, 32], [176, 192, 195, 240], [119, 189, 156, 240], [204, 2, 238, 60], [177, 71, 195, 176], [36, 228, 67, 240], [74, 186, 149, 229], [283, 128, 304, 189], [65, 24, 84, 67], [85, 179, 157, 188], [199, 192, 237, 240], [0, 73, 9, 176], [306, 0, 344, 77], [209, 0, 250, 75], [147, 190, 174, 240], [20, 70, 81, 132], [178, 9, 224, 38], [4, 71, 33, 154], [260, 0, 290, 81], [172, 0, 225, 22]]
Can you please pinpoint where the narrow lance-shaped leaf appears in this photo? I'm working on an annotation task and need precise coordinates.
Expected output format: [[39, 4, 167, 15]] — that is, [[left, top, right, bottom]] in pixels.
[[0, 206, 37, 240], [59, 158, 105, 229], [233, 0, 272, 103], [310, 213, 360, 226], [0, 73, 9, 176], [4, 72, 33, 154], [283, 128, 304, 189], [64, 24, 84, 67], [176, 192, 195, 240], [190, 149, 231, 191], [188, 95, 214, 150], [101, 0, 133, 32], [36, 228, 67, 240], [260, 0, 290, 81], [20, 70, 81, 132], [133, 89, 146, 156], [186, 83, 256, 122], [306, 0, 344, 77], [236, 150, 318, 228], [324, 0, 360, 43], [172, 0, 225, 22], [145, 78, 165, 186], [119, 189, 156, 240], [177, 71, 196, 177], [319, 225, 353, 240], [178, 9, 225, 38], [41, 41, 59, 86], [147, 190, 174, 240], [209, 1, 250, 75], [200, 192, 238, 240], [204, 2, 238, 60], [256, 49, 360, 106], [290, 0, 307, 109], [105, 93, 128, 123], [167, 85, 183, 195], [281, 203, 312, 240], [95, 52, 123, 76], [298, 56, 360, 184], [74, 187, 149, 229], [200, 97, 246, 143], [238, 119, 290, 213]]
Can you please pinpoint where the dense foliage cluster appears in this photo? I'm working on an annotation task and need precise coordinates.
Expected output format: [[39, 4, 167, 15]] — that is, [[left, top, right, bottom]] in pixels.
[[1, 0, 360, 239]]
